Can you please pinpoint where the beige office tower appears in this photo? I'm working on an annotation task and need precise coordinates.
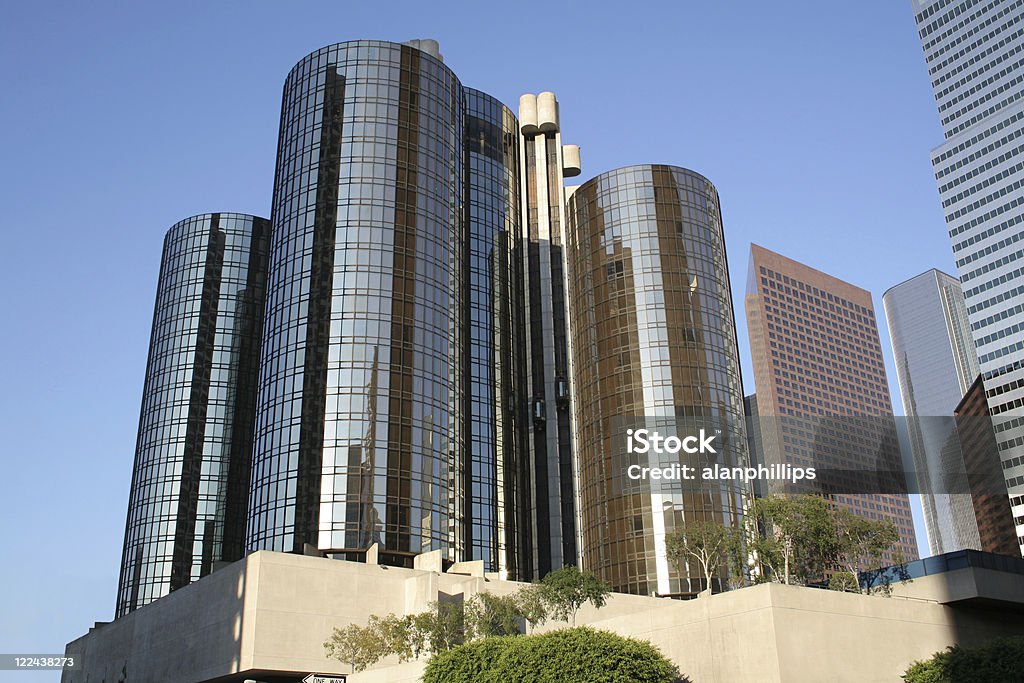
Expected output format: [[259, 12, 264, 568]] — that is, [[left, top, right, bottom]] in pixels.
[[515, 92, 582, 577], [745, 244, 919, 562]]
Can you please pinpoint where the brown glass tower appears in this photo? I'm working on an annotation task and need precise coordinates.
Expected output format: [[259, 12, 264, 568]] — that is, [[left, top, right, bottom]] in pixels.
[[567, 165, 752, 596], [745, 244, 918, 561]]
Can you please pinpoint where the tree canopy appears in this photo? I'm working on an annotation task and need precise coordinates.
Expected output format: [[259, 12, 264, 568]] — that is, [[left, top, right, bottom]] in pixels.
[[537, 566, 611, 626], [663, 495, 906, 594], [324, 565, 613, 671], [664, 517, 742, 595]]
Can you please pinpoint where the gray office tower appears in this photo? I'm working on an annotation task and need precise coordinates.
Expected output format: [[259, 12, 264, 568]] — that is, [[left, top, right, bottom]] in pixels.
[[883, 269, 982, 554], [912, 0, 1024, 554]]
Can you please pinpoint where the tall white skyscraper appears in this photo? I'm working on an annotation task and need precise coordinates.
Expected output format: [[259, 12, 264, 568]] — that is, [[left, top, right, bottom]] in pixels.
[[912, 0, 1024, 555], [883, 269, 982, 555]]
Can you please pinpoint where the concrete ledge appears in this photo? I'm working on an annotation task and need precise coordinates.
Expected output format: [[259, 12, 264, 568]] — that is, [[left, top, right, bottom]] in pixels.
[[62, 553, 1024, 683], [412, 549, 443, 573], [447, 560, 485, 577]]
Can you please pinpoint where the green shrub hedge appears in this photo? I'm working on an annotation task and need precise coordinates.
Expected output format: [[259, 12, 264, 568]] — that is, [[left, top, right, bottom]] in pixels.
[[903, 635, 1024, 682], [422, 627, 681, 683], [421, 636, 517, 682]]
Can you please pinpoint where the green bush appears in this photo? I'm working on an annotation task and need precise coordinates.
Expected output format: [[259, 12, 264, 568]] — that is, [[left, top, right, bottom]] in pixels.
[[903, 636, 1024, 682], [422, 627, 682, 683], [422, 636, 517, 683]]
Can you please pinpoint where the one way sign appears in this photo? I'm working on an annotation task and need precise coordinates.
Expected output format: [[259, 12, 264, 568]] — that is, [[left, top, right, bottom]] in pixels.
[[302, 675, 346, 683]]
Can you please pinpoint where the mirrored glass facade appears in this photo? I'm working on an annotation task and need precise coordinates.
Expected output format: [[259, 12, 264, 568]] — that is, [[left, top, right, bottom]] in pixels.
[[566, 166, 752, 596], [247, 41, 466, 567], [884, 269, 983, 554], [117, 213, 270, 617], [464, 88, 526, 575]]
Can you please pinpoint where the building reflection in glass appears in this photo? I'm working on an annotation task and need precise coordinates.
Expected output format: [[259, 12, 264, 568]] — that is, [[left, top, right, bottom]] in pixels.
[[247, 41, 465, 568], [566, 166, 752, 596], [117, 213, 269, 616]]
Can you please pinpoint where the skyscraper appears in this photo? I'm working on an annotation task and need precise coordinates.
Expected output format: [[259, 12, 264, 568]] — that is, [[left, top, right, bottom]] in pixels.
[[242, 40, 576, 579], [566, 165, 752, 596], [115, 41, 588, 590], [247, 40, 468, 566], [954, 374, 1021, 555], [117, 213, 269, 617], [883, 269, 983, 554], [117, 39, 809, 618], [464, 87, 526, 577], [745, 244, 919, 562], [912, 0, 1024, 555]]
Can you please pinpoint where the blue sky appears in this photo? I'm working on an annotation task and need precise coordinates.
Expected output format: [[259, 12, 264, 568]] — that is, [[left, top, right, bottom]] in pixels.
[[0, 1, 949, 673]]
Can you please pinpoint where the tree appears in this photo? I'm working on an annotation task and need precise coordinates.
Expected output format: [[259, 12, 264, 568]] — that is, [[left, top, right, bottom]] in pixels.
[[465, 592, 522, 639], [415, 600, 466, 652], [664, 517, 738, 595], [828, 571, 859, 593], [538, 566, 611, 627], [861, 548, 914, 596], [324, 570, 606, 674], [513, 583, 549, 634], [325, 600, 467, 672], [324, 618, 390, 672], [748, 518, 786, 585], [833, 507, 898, 593], [725, 522, 750, 590], [373, 614, 416, 662], [750, 495, 837, 585], [420, 636, 518, 683], [790, 494, 839, 582], [749, 495, 911, 592], [750, 496, 798, 584]]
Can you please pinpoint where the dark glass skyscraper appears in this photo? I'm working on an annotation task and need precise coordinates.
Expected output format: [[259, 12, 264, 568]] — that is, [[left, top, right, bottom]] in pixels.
[[464, 88, 525, 576], [117, 213, 269, 617], [247, 40, 466, 567], [566, 165, 751, 596]]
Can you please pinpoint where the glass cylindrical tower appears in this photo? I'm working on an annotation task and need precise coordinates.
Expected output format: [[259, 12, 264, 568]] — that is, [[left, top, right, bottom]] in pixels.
[[248, 41, 465, 567], [464, 88, 525, 576], [117, 212, 270, 617], [565, 165, 751, 596]]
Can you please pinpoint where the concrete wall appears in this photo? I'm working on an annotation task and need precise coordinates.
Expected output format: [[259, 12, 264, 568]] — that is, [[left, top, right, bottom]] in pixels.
[[63, 555, 253, 683], [354, 579, 1024, 683], [63, 551, 1024, 683]]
